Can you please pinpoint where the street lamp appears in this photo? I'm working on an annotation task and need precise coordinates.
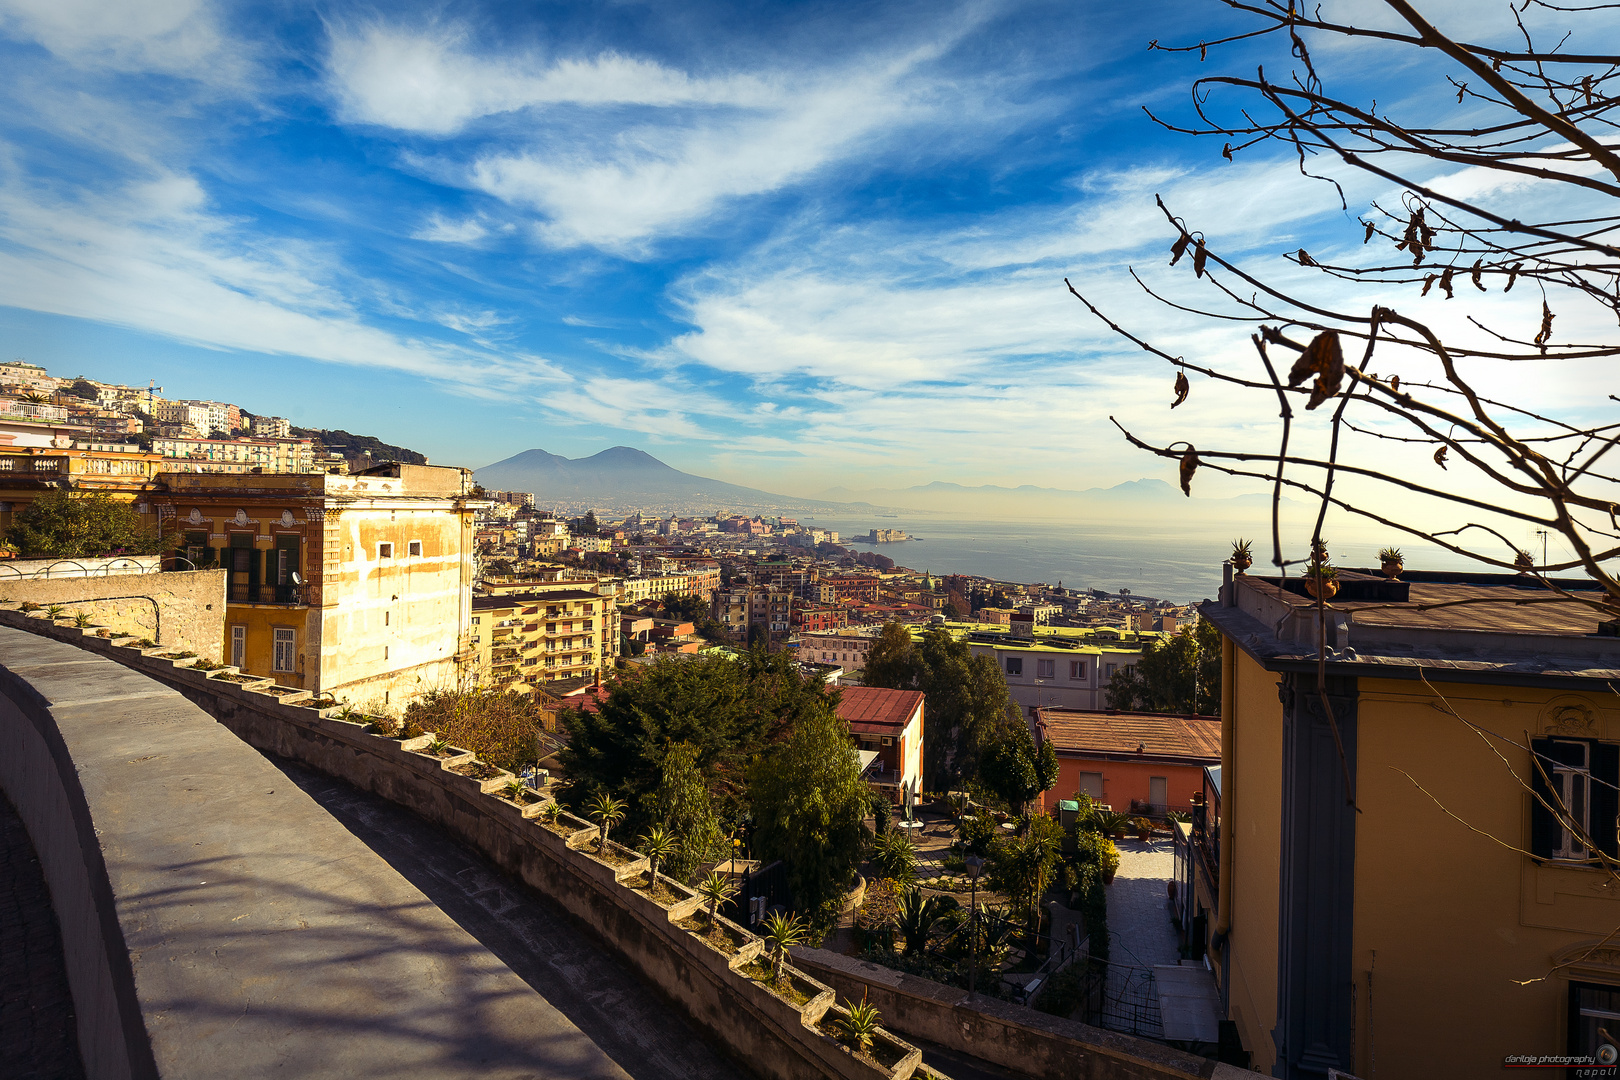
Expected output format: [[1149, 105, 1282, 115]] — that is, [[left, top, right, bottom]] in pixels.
[[964, 854, 986, 996]]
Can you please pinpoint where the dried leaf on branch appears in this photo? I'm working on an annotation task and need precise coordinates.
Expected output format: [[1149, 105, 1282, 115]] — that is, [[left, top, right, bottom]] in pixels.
[[1433, 445, 1449, 470], [1192, 239, 1208, 278], [1285, 330, 1345, 411], [1179, 446, 1199, 496], [1438, 267, 1455, 299], [1169, 233, 1190, 266], [1172, 370, 1190, 408], [1535, 301, 1555, 353]]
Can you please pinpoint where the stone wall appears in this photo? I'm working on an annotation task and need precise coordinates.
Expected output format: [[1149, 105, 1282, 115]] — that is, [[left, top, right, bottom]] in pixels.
[[787, 949, 1248, 1080], [0, 607, 935, 1080], [0, 570, 225, 658]]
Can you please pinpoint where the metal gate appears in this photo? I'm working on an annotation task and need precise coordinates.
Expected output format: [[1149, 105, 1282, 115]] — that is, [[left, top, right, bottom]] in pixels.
[[1075, 960, 1164, 1040]]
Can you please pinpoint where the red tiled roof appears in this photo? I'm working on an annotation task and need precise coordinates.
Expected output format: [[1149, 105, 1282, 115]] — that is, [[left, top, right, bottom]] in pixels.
[[836, 686, 924, 735], [1035, 709, 1221, 763]]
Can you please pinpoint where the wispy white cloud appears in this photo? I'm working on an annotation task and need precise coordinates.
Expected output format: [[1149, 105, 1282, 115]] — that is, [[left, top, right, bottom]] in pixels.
[[0, 0, 249, 82], [411, 212, 490, 244], [325, 14, 1012, 253]]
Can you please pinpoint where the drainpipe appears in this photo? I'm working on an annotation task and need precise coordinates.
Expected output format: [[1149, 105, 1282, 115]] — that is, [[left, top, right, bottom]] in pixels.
[[1212, 631, 1237, 976]]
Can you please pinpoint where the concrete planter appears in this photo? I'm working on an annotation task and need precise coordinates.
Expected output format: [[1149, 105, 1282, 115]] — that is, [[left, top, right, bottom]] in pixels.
[[439, 758, 514, 798], [812, 1006, 922, 1080], [567, 836, 651, 887]]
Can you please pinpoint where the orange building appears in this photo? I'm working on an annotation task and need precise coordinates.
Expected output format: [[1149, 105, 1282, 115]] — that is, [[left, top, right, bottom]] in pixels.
[[1034, 708, 1221, 815]]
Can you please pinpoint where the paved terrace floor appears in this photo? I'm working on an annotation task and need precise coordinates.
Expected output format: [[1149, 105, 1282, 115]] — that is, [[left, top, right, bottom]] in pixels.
[[0, 627, 746, 1080]]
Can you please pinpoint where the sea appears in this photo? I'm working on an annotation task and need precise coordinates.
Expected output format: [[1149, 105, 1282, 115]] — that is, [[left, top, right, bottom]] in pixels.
[[797, 512, 1485, 606]]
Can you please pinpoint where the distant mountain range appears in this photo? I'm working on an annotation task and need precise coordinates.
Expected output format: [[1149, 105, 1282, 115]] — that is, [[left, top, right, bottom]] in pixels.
[[473, 447, 851, 514], [472, 445, 1286, 519]]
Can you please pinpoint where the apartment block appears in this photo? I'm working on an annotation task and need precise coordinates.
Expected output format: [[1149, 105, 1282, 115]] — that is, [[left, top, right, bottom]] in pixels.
[[472, 583, 617, 688], [153, 435, 316, 475], [155, 402, 213, 433], [251, 416, 292, 438]]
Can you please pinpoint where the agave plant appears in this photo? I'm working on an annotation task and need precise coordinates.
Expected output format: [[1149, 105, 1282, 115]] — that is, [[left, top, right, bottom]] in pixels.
[[839, 996, 882, 1055], [892, 887, 950, 957], [639, 824, 678, 885], [427, 736, 451, 755], [503, 777, 528, 802], [538, 802, 564, 827], [762, 910, 807, 984], [870, 829, 917, 885], [45, 604, 65, 619], [72, 611, 93, 629], [696, 870, 738, 934], [588, 790, 627, 852], [1378, 546, 1404, 564]]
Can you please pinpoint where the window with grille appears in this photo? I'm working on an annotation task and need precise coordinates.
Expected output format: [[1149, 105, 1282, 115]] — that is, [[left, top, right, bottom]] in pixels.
[[272, 628, 295, 673]]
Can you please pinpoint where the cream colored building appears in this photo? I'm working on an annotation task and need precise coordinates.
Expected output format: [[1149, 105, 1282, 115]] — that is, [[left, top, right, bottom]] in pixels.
[[153, 435, 316, 474], [158, 464, 480, 710]]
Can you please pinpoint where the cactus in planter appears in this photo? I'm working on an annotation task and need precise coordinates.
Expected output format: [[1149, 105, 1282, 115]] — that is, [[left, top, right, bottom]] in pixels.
[[638, 824, 678, 886], [44, 605, 64, 619], [839, 996, 882, 1055], [588, 791, 627, 853], [72, 611, 94, 629], [762, 910, 807, 986], [696, 870, 738, 936], [1379, 546, 1404, 580], [1230, 538, 1253, 573]]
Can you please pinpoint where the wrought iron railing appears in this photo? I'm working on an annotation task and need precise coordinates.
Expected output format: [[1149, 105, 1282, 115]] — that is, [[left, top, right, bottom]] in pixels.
[[228, 583, 304, 605]]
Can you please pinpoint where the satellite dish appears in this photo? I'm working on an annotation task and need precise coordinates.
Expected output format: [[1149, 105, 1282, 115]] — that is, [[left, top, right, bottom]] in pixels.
[[291, 572, 303, 586]]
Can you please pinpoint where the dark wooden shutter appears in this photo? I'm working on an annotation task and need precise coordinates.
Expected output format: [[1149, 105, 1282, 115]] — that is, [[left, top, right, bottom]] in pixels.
[[1531, 738, 1592, 859], [1530, 737, 1560, 859], [1593, 742, 1620, 859]]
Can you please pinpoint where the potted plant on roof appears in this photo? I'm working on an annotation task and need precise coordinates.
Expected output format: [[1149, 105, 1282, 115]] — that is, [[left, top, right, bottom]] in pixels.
[[1230, 539, 1253, 575], [1304, 539, 1339, 601], [1378, 546, 1403, 580]]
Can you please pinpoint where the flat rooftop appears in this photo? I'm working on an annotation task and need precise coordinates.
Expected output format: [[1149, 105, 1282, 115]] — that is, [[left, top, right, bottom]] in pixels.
[[1205, 568, 1620, 684]]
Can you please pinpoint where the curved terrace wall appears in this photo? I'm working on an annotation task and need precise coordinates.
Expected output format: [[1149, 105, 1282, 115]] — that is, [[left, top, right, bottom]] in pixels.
[[0, 604, 929, 1080]]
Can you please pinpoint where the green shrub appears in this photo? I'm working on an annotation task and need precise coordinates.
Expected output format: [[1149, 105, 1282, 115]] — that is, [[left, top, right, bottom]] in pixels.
[[405, 688, 543, 771]]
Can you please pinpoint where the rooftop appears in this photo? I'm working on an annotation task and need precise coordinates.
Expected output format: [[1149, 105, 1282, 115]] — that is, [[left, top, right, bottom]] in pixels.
[[836, 685, 924, 734], [1036, 709, 1222, 763], [1205, 568, 1620, 685]]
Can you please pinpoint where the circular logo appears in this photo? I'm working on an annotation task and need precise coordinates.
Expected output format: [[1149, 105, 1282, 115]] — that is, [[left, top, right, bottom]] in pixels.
[[1598, 1044, 1618, 1066]]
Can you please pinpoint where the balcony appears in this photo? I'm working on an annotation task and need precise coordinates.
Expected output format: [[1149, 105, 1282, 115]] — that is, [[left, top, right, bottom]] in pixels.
[[228, 583, 304, 606]]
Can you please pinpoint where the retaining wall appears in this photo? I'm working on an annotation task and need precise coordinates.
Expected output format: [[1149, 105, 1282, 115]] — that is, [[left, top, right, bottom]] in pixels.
[[0, 604, 935, 1080], [0, 569, 225, 658], [787, 949, 1247, 1080]]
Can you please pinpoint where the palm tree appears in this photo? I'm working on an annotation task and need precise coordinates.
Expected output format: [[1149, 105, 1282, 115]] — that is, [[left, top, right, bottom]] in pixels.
[[639, 825, 679, 886], [762, 910, 807, 984], [588, 791, 627, 852], [696, 870, 738, 935], [892, 887, 949, 957]]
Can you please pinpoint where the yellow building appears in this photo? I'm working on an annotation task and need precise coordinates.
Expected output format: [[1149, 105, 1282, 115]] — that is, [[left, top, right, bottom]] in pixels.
[[470, 584, 615, 691], [155, 464, 479, 708], [0, 445, 168, 537], [1198, 566, 1620, 1077], [152, 434, 316, 474]]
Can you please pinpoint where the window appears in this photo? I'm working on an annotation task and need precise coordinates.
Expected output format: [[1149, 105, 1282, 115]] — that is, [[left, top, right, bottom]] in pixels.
[[1037, 658, 1055, 679], [1569, 983, 1620, 1069], [230, 625, 245, 668], [1005, 656, 1023, 677], [881, 736, 893, 746], [272, 628, 295, 673], [1105, 663, 1117, 680], [408, 540, 422, 557], [378, 542, 394, 558], [1078, 772, 1104, 799], [1070, 660, 1087, 680], [1531, 737, 1619, 861]]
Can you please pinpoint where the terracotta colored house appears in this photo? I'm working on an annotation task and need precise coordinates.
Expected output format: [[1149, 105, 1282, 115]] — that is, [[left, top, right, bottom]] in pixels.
[[836, 686, 924, 806], [1034, 708, 1222, 815]]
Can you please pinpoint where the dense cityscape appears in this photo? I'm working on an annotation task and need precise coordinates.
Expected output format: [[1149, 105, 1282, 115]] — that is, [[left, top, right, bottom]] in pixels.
[[2, 2, 1617, 1079]]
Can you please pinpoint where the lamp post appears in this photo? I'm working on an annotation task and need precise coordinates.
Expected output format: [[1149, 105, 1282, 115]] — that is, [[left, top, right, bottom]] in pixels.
[[965, 854, 985, 996]]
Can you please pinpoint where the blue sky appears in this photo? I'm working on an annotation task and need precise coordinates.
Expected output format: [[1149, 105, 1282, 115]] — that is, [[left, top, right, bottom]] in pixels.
[[0, 0, 1604, 510]]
